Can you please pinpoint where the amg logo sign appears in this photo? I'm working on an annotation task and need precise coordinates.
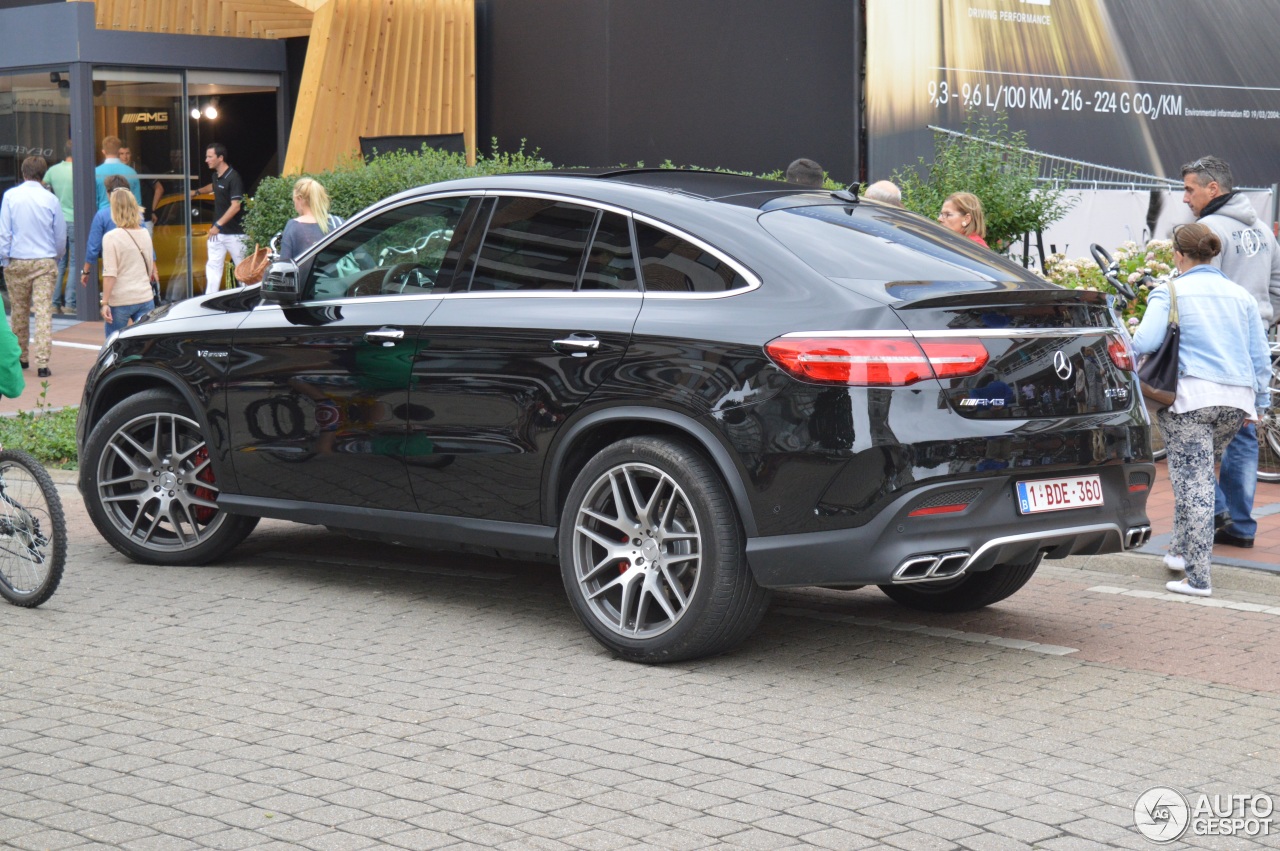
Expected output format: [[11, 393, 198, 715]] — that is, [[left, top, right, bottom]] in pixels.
[[121, 111, 169, 124]]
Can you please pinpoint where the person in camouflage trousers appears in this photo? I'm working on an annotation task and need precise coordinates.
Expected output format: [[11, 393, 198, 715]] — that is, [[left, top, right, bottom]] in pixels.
[[0, 156, 66, 377], [5, 259, 57, 372]]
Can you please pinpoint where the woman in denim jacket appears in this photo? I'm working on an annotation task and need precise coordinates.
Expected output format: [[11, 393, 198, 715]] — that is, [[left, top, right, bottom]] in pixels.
[[1132, 222, 1271, 597]]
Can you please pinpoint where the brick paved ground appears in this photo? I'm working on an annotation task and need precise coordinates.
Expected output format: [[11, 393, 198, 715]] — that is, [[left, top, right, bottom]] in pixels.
[[1, 481, 1277, 849]]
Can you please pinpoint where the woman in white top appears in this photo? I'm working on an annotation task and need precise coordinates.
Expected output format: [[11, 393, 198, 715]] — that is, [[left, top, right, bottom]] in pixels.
[[100, 188, 158, 336]]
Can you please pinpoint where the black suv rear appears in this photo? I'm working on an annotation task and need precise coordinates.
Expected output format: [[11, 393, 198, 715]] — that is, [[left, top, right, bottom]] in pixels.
[[77, 170, 1154, 662]]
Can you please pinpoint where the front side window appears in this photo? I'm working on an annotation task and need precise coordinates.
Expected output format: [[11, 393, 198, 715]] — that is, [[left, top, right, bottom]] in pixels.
[[305, 196, 474, 300], [471, 197, 597, 292], [634, 222, 747, 292]]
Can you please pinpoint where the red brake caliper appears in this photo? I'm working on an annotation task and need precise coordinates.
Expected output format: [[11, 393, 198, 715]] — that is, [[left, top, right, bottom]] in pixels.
[[191, 447, 217, 523]]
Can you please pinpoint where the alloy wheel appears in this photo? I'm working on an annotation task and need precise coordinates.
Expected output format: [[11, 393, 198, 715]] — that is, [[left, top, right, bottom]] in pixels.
[[96, 411, 228, 552], [571, 462, 702, 638]]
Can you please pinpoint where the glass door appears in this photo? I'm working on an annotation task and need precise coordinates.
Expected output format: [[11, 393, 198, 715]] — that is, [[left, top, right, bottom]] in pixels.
[[92, 68, 193, 301]]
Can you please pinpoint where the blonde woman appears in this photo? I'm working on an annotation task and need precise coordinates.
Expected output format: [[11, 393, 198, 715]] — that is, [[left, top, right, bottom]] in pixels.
[[279, 177, 341, 261], [100, 188, 157, 335], [938, 192, 988, 248]]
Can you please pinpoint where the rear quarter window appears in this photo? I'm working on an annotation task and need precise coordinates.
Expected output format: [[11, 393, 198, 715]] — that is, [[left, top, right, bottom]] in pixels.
[[635, 222, 748, 293], [758, 205, 1042, 287]]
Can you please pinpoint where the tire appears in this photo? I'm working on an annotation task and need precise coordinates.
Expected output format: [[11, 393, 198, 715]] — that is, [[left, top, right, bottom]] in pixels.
[[877, 554, 1042, 613], [1256, 357, 1280, 482], [559, 436, 771, 663], [0, 449, 66, 608], [83, 389, 258, 565]]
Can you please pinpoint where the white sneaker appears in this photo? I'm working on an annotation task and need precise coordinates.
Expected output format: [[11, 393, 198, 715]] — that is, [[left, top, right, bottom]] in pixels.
[[1166, 579, 1211, 597], [1163, 553, 1186, 571]]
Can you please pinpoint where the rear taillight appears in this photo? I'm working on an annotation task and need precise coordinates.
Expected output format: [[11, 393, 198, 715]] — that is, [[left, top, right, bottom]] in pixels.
[[765, 336, 989, 386], [1107, 334, 1135, 371]]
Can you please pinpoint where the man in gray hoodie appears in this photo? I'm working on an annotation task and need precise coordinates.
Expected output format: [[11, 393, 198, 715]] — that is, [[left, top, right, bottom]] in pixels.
[[1181, 155, 1280, 548]]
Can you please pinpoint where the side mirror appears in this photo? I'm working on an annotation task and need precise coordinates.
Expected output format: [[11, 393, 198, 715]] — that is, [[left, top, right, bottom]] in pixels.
[[260, 260, 300, 304]]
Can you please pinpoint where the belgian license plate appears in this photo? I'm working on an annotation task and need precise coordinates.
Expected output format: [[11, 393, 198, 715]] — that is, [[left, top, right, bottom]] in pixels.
[[1016, 475, 1104, 514]]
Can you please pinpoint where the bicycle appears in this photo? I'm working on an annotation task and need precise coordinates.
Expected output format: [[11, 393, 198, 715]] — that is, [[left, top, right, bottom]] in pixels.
[[0, 447, 66, 607]]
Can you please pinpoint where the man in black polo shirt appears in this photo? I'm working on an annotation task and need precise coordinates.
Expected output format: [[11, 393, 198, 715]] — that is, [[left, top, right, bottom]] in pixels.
[[197, 143, 248, 290]]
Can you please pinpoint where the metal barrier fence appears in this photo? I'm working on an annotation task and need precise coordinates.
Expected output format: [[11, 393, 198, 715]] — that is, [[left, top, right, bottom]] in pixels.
[[924, 125, 1280, 268]]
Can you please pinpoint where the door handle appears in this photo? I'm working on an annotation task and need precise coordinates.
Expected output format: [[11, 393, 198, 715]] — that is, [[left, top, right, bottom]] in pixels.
[[365, 327, 405, 346], [552, 334, 600, 355]]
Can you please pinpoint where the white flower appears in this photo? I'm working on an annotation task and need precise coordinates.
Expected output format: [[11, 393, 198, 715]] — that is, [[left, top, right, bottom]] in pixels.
[[1128, 317, 1139, 326], [1127, 272, 1142, 284]]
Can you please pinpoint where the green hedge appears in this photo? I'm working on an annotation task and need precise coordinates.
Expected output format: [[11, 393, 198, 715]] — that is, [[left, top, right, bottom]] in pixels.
[[0, 407, 79, 469], [243, 141, 555, 248], [243, 144, 850, 248]]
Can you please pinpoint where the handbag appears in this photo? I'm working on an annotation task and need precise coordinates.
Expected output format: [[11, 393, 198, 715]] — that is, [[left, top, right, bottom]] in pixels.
[[1136, 279, 1179, 407], [235, 245, 273, 285]]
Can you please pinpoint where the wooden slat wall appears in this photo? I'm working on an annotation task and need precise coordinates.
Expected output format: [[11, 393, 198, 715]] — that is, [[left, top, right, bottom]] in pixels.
[[283, 0, 475, 175], [68, 0, 313, 38], [69, 0, 476, 173]]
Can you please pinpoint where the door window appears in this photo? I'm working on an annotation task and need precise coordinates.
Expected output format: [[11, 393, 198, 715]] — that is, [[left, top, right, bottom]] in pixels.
[[471, 197, 597, 291], [580, 212, 638, 291], [305, 196, 474, 300]]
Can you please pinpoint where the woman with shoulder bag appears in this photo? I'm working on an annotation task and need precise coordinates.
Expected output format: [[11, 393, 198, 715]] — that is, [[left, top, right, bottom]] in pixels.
[[1130, 222, 1271, 597], [99, 188, 158, 336]]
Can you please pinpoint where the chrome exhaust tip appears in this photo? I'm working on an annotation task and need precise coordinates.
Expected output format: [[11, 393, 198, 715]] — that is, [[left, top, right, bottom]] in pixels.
[[893, 551, 971, 583], [1124, 525, 1151, 549]]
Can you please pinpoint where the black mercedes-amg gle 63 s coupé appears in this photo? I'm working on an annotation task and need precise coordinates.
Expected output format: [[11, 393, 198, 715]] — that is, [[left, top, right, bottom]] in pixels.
[[78, 170, 1154, 662]]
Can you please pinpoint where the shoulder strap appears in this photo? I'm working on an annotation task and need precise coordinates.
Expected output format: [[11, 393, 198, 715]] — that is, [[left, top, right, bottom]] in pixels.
[[1166, 278, 1178, 325], [122, 230, 153, 279]]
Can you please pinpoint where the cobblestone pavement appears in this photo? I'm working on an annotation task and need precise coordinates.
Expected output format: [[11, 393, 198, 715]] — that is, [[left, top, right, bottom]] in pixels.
[[1, 481, 1277, 850]]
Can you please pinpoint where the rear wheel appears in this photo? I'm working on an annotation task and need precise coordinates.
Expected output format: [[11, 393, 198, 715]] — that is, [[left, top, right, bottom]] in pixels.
[[877, 554, 1042, 613], [83, 389, 258, 565], [559, 437, 770, 663], [1257, 358, 1280, 482], [0, 449, 66, 608]]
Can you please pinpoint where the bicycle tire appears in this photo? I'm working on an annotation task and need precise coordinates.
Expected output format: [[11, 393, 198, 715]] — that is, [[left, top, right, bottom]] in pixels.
[[1257, 356, 1280, 483], [0, 449, 66, 607]]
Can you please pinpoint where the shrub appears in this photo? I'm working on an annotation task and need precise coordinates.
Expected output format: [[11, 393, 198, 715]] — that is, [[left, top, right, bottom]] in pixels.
[[243, 140, 554, 248], [1042, 239, 1174, 329], [0, 405, 79, 469], [892, 112, 1076, 253]]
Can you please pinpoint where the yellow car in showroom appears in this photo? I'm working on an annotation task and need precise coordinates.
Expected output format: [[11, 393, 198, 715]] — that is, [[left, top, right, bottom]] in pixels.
[[152, 193, 228, 299]]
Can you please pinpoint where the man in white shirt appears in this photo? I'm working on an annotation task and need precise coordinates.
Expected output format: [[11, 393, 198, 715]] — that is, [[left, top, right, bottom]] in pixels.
[[0, 156, 67, 377]]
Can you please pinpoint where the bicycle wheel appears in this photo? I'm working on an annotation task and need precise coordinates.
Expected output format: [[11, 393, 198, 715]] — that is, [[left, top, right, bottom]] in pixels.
[[1258, 357, 1280, 483], [0, 449, 66, 607]]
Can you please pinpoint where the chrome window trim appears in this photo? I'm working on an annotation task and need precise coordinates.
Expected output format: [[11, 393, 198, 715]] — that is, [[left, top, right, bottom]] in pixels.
[[780, 328, 1119, 339], [291, 188, 761, 303], [257, 293, 448, 310]]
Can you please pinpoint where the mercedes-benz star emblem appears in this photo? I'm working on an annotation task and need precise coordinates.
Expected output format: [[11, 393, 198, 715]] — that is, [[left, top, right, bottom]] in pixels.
[[1053, 350, 1073, 381]]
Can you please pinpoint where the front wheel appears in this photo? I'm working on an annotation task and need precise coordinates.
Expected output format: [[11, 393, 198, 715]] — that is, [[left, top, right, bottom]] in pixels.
[[83, 389, 258, 565], [0, 449, 66, 608], [877, 555, 1042, 613], [559, 437, 770, 663]]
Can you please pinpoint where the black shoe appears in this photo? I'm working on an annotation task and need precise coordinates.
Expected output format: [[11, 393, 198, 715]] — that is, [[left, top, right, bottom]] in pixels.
[[37, 367, 51, 378], [1214, 528, 1254, 548], [1214, 512, 1231, 532], [20, 359, 28, 370]]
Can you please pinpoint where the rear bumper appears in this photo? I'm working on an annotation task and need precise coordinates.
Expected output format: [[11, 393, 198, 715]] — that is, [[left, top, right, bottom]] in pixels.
[[744, 463, 1154, 588]]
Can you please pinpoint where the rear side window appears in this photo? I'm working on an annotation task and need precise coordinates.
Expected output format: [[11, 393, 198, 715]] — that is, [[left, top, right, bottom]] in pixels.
[[471, 197, 596, 291], [581, 212, 638, 291], [635, 222, 747, 293]]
